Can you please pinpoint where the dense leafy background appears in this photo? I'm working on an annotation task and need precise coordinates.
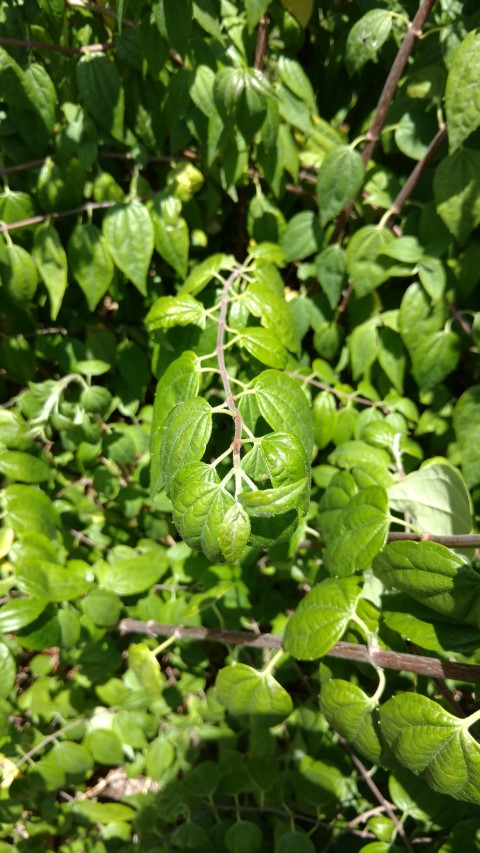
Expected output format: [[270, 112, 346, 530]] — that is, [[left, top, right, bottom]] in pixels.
[[2, 0, 480, 850]]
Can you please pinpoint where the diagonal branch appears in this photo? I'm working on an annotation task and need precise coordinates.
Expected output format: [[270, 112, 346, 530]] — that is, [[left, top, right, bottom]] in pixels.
[[117, 619, 480, 682]]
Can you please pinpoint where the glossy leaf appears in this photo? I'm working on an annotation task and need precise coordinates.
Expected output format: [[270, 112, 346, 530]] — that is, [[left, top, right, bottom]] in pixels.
[[434, 149, 480, 245], [0, 643, 16, 701], [284, 576, 362, 660], [345, 10, 392, 74], [216, 663, 293, 727], [253, 370, 314, 456], [317, 147, 364, 226], [68, 223, 114, 311], [239, 327, 288, 369], [218, 504, 251, 563], [151, 351, 201, 438], [102, 202, 154, 295], [2, 243, 38, 303], [445, 30, 480, 153], [171, 462, 236, 561], [379, 694, 480, 804], [100, 552, 169, 596], [388, 463, 472, 536], [146, 294, 205, 331], [239, 478, 309, 518], [158, 398, 212, 491], [281, 211, 323, 261], [32, 224, 68, 320], [373, 541, 480, 626], [0, 450, 50, 484], [320, 679, 383, 763], [323, 486, 389, 576], [346, 226, 396, 297]]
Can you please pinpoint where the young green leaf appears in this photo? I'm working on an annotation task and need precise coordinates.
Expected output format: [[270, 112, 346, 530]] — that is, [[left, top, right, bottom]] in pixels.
[[323, 486, 389, 576], [239, 327, 288, 369], [281, 211, 323, 261], [170, 462, 235, 561], [239, 478, 309, 518], [218, 504, 251, 563], [151, 351, 201, 439], [102, 201, 154, 295], [216, 663, 293, 728], [158, 398, 212, 492], [379, 694, 480, 805], [283, 576, 362, 660], [345, 10, 393, 75], [346, 226, 395, 297], [320, 679, 384, 763], [253, 370, 314, 456], [145, 294, 205, 331], [0, 450, 50, 484]]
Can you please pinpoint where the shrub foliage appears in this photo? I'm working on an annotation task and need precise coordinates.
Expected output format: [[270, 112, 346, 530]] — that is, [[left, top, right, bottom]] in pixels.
[[1, 0, 480, 850]]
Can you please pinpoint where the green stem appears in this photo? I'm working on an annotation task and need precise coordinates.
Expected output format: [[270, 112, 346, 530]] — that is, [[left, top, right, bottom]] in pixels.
[[152, 634, 178, 656], [462, 707, 480, 730], [261, 648, 286, 676]]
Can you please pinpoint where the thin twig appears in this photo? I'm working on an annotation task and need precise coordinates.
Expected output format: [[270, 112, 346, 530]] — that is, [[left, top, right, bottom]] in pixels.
[[387, 532, 480, 548], [254, 15, 268, 70], [66, 0, 136, 27], [286, 371, 391, 412], [383, 124, 447, 227], [117, 620, 480, 682], [0, 199, 117, 233], [338, 735, 414, 853], [0, 36, 112, 54], [14, 719, 85, 769], [207, 803, 375, 838], [332, 0, 438, 241]]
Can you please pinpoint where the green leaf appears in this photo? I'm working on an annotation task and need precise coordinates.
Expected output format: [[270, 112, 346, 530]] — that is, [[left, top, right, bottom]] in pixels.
[[280, 0, 313, 27], [345, 10, 393, 74], [239, 327, 288, 368], [15, 560, 92, 602], [0, 643, 16, 701], [225, 820, 263, 853], [76, 53, 124, 140], [313, 391, 337, 450], [0, 450, 50, 484], [4, 485, 58, 540], [170, 462, 235, 561], [100, 552, 169, 596], [243, 263, 300, 353], [0, 598, 46, 633], [216, 663, 293, 728], [283, 576, 362, 660], [2, 243, 38, 303], [346, 226, 395, 297], [82, 590, 122, 627], [253, 370, 314, 456], [158, 398, 212, 492], [373, 541, 480, 626], [388, 463, 472, 536], [409, 330, 460, 392], [239, 478, 309, 518], [445, 30, 480, 153], [32, 224, 68, 320], [72, 801, 135, 824], [52, 742, 94, 776], [218, 504, 251, 563], [277, 56, 316, 111], [379, 694, 480, 805], [434, 149, 480, 245], [315, 245, 347, 309], [128, 642, 165, 693], [323, 487, 389, 576], [281, 211, 323, 261], [319, 679, 383, 763], [454, 386, 480, 488], [275, 832, 316, 853], [383, 593, 480, 655], [180, 253, 236, 296], [151, 351, 201, 440], [317, 147, 364, 226], [145, 295, 205, 332], [245, 0, 270, 32], [153, 214, 189, 278], [102, 202, 154, 295], [68, 223, 114, 311], [418, 257, 446, 301], [154, 0, 192, 57]]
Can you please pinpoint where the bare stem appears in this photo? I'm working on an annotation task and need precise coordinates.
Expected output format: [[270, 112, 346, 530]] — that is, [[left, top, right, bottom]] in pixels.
[[332, 0, 438, 241], [337, 735, 414, 853], [0, 36, 112, 54], [254, 16, 268, 70], [383, 124, 447, 227], [66, 0, 136, 27], [286, 372, 391, 412], [117, 620, 480, 682]]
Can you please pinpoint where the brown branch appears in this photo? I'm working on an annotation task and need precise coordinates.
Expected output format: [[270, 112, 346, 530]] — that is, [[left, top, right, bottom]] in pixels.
[[332, 0, 438, 242], [337, 735, 415, 853], [254, 15, 268, 70], [387, 532, 480, 549], [117, 620, 480, 682], [66, 0, 136, 27], [0, 36, 112, 54], [383, 124, 447, 226], [0, 193, 159, 233]]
